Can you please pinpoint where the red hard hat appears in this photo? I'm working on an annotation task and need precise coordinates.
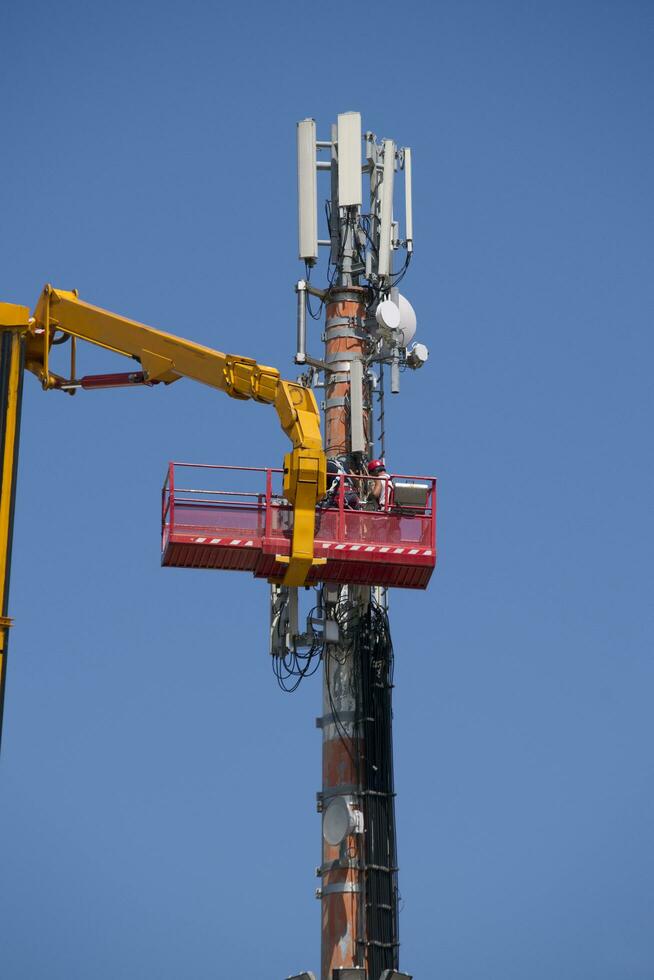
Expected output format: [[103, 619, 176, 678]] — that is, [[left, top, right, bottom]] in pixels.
[[368, 459, 386, 474]]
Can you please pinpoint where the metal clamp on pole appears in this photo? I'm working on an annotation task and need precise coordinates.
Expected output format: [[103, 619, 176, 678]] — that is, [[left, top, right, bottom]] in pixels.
[[316, 882, 362, 898]]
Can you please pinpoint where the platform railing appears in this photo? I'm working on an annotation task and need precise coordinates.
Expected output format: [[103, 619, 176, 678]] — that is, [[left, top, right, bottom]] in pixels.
[[162, 462, 437, 552]]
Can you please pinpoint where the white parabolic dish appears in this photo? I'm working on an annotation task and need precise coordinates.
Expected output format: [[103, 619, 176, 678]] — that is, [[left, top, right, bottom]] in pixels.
[[397, 293, 417, 347], [322, 796, 353, 846]]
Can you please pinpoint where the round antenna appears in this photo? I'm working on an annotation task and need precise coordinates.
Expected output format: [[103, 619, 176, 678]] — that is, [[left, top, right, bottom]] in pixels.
[[323, 796, 355, 846], [396, 293, 417, 347], [376, 299, 401, 332]]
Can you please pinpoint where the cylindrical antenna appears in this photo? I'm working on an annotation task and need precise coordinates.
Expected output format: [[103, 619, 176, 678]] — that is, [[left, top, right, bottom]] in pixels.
[[337, 111, 362, 207], [391, 349, 401, 393], [378, 139, 396, 279], [297, 119, 318, 264], [295, 280, 307, 364], [349, 356, 366, 454], [404, 147, 413, 252]]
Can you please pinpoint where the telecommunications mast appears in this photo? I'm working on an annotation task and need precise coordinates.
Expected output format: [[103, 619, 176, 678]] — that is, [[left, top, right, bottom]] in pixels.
[[276, 111, 429, 980]]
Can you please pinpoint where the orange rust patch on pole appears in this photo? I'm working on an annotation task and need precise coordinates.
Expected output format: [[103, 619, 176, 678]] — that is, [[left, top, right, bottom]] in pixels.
[[324, 289, 367, 456]]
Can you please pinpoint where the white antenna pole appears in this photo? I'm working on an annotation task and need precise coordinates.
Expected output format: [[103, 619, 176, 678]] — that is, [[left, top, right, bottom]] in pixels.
[[297, 118, 318, 264], [337, 111, 362, 207], [378, 139, 396, 279], [404, 146, 413, 252]]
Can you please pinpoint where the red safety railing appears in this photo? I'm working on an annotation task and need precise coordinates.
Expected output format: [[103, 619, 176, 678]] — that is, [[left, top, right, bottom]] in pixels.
[[161, 462, 437, 588], [162, 462, 277, 539]]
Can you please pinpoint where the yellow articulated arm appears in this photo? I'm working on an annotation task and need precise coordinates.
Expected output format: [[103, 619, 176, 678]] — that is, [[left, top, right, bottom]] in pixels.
[[25, 285, 326, 586], [0, 304, 30, 748]]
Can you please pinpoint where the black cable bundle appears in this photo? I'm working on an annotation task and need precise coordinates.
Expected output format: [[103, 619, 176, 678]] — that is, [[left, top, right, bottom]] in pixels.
[[271, 605, 323, 693], [354, 599, 399, 978]]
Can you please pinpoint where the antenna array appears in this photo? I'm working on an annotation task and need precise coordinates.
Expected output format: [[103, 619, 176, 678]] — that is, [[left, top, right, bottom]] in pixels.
[[297, 111, 413, 285]]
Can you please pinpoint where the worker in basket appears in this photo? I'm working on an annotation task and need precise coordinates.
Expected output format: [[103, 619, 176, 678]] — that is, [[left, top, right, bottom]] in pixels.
[[367, 458, 393, 511], [320, 457, 361, 510]]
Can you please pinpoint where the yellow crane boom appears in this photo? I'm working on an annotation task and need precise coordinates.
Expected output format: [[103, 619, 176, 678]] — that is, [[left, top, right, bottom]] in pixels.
[[0, 287, 326, 744]]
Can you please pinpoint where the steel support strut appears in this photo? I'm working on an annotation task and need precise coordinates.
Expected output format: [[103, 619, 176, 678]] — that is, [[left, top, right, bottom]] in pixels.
[[0, 307, 28, 749]]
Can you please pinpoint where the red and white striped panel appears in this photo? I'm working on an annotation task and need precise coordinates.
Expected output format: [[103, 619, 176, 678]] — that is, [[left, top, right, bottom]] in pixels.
[[177, 535, 433, 561], [187, 536, 257, 547], [318, 541, 433, 558]]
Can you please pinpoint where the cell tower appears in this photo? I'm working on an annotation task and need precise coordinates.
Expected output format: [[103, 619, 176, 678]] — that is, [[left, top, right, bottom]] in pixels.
[[275, 111, 429, 980]]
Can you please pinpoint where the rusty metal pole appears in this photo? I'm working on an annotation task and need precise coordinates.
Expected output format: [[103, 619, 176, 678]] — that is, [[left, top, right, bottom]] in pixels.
[[319, 286, 368, 980], [302, 113, 410, 980]]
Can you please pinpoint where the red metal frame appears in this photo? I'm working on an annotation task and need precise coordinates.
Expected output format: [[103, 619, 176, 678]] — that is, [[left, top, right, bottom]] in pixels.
[[161, 462, 437, 589]]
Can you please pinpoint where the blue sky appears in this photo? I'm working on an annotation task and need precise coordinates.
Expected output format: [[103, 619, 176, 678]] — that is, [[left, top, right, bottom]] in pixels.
[[1, 2, 653, 978]]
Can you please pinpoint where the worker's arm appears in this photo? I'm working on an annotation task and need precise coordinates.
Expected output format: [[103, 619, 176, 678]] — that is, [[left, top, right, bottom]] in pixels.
[[25, 285, 326, 586]]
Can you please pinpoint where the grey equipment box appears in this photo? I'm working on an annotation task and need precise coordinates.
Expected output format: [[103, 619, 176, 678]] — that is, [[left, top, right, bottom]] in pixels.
[[392, 481, 431, 510]]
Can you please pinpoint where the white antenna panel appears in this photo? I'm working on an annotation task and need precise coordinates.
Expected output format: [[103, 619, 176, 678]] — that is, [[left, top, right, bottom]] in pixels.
[[404, 147, 413, 250], [337, 112, 362, 207], [378, 139, 396, 278], [349, 357, 366, 454], [297, 118, 318, 263]]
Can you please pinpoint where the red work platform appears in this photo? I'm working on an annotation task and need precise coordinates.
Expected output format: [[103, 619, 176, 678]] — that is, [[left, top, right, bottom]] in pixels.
[[161, 463, 437, 590]]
